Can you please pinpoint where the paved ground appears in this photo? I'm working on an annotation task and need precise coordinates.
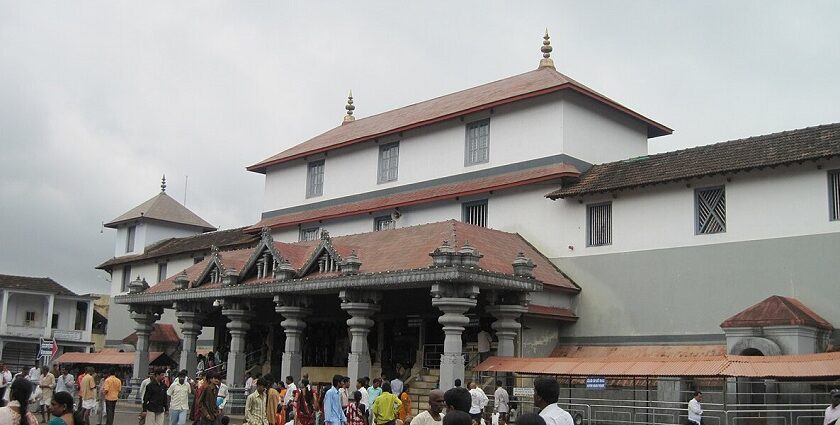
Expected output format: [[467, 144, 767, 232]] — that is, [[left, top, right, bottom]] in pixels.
[[91, 402, 246, 425]]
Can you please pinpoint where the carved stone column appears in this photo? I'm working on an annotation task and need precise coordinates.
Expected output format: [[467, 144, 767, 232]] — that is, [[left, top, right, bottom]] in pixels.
[[340, 290, 381, 384], [222, 300, 254, 386], [275, 294, 312, 381], [129, 305, 160, 387], [486, 292, 529, 357], [431, 282, 479, 391], [175, 302, 206, 376]]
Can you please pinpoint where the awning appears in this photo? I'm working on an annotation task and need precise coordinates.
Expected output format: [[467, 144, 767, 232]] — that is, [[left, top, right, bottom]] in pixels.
[[526, 305, 578, 321], [475, 351, 840, 378], [55, 351, 175, 366]]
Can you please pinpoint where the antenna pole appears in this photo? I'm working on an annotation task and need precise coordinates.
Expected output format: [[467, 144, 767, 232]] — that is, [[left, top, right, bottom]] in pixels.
[[184, 175, 189, 206]]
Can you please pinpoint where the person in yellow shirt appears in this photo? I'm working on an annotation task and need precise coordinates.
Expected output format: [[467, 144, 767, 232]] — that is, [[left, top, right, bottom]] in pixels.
[[79, 367, 97, 424], [371, 382, 402, 425], [102, 368, 123, 425]]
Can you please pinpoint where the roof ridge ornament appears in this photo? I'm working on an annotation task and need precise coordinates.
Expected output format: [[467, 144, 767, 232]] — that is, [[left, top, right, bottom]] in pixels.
[[342, 90, 355, 124], [539, 28, 555, 69], [161, 175, 167, 192]]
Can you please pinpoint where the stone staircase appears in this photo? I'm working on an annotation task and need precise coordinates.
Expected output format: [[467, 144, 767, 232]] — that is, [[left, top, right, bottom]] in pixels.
[[407, 368, 440, 415]]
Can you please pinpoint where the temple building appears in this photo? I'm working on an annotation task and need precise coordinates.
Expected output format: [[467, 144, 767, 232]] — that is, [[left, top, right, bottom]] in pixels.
[[107, 33, 840, 389]]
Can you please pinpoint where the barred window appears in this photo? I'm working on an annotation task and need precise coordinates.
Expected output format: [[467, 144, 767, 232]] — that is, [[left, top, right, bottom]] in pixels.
[[378, 142, 399, 183], [125, 225, 136, 253], [587, 202, 612, 246], [696, 186, 726, 234], [462, 200, 488, 227], [830, 170, 840, 221], [374, 215, 395, 231], [465, 119, 490, 165], [121, 265, 132, 292], [300, 227, 320, 241], [306, 160, 325, 198], [157, 262, 168, 283]]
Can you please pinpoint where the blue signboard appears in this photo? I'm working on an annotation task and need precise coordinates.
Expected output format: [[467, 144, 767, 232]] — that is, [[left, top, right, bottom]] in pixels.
[[586, 377, 606, 389]]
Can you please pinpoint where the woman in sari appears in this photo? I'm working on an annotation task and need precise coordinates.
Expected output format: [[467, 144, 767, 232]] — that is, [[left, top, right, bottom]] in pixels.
[[295, 379, 316, 425], [398, 385, 411, 422], [47, 392, 75, 425], [0, 378, 38, 425]]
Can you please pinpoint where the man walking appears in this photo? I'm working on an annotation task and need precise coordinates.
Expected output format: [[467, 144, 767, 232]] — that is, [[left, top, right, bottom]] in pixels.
[[326, 374, 348, 425], [534, 378, 573, 425], [245, 378, 269, 425], [197, 372, 221, 425], [412, 389, 445, 425], [390, 375, 403, 397], [688, 391, 703, 425], [102, 368, 122, 425], [468, 381, 488, 424], [54, 368, 75, 399], [143, 370, 167, 425], [371, 382, 402, 425], [80, 366, 97, 424], [285, 375, 298, 407], [39, 366, 56, 423], [477, 329, 493, 363], [493, 381, 509, 425], [167, 370, 192, 425]]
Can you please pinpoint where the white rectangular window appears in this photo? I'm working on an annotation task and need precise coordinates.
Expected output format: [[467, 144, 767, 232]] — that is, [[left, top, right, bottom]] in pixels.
[[378, 142, 399, 183], [829, 170, 840, 221], [374, 215, 395, 231], [306, 160, 325, 198], [696, 186, 726, 234], [121, 265, 132, 292], [300, 227, 320, 241], [462, 200, 488, 227], [465, 119, 490, 165], [157, 263, 168, 283], [587, 202, 612, 247], [125, 225, 136, 253]]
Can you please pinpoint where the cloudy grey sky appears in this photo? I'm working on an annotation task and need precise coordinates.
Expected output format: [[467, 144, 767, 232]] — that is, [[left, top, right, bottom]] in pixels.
[[1, 1, 838, 294]]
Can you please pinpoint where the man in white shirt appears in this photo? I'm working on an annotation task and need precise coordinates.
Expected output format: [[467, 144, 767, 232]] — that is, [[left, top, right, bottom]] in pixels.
[[493, 381, 509, 425], [245, 372, 255, 394], [27, 365, 42, 385], [390, 375, 404, 397], [413, 390, 445, 425], [285, 375, 298, 406], [138, 372, 152, 403], [0, 363, 12, 401], [824, 389, 840, 425], [54, 368, 75, 397], [688, 391, 703, 425], [356, 378, 369, 410], [468, 381, 489, 422], [477, 330, 493, 363], [167, 370, 192, 425], [534, 378, 573, 425]]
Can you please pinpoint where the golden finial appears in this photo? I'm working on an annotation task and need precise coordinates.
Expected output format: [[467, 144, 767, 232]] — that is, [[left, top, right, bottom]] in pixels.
[[539, 28, 555, 69], [343, 90, 355, 124]]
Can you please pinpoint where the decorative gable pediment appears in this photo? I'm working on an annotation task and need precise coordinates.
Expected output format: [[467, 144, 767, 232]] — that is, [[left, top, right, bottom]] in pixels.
[[299, 230, 344, 277], [192, 246, 226, 288], [241, 228, 286, 281]]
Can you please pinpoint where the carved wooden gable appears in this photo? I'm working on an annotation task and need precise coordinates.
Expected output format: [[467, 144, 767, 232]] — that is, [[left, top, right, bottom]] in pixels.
[[241, 228, 285, 281], [192, 246, 226, 288]]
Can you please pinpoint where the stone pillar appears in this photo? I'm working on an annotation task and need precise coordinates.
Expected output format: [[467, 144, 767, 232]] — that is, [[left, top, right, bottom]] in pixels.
[[487, 293, 529, 358], [222, 301, 254, 387], [84, 299, 95, 344], [44, 294, 55, 338], [175, 305, 205, 377], [340, 290, 380, 384], [431, 283, 479, 391], [275, 294, 312, 382], [375, 320, 385, 367], [0, 290, 9, 335], [129, 306, 159, 386]]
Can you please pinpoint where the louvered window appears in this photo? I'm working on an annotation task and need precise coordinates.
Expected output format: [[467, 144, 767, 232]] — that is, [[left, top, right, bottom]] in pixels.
[[306, 160, 325, 198], [378, 142, 399, 183], [374, 215, 394, 231], [125, 225, 136, 253], [587, 202, 612, 246], [300, 227, 320, 242], [830, 170, 840, 221], [157, 262, 167, 283], [696, 186, 726, 234], [462, 200, 488, 227], [465, 119, 490, 165]]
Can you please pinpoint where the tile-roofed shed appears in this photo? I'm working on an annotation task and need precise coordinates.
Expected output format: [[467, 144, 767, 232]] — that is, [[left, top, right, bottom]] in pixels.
[[720, 295, 833, 330], [248, 66, 671, 173], [0, 274, 78, 296], [105, 191, 216, 231], [122, 323, 181, 345], [548, 123, 840, 199]]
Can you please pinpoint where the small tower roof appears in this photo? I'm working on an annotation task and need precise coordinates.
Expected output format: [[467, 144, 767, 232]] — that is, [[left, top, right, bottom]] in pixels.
[[105, 180, 216, 231], [720, 295, 833, 330]]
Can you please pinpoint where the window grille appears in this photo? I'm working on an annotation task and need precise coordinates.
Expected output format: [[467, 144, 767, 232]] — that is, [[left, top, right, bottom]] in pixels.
[[300, 227, 320, 241], [830, 170, 840, 221], [587, 202, 612, 246], [125, 225, 136, 253], [121, 265, 131, 292], [465, 119, 490, 165], [374, 215, 395, 231], [157, 263, 168, 283], [306, 160, 325, 198], [25, 311, 36, 325], [696, 186, 726, 234], [52, 314, 59, 329], [378, 143, 399, 183], [462, 200, 488, 227]]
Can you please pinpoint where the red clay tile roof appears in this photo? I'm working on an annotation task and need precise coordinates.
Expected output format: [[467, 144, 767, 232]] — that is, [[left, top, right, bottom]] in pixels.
[[105, 191, 216, 231], [526, 305, 578, 321], [720, 295, 833, 330], [97, 227, 258, 271], [249, 163, 579, 231], [0, 274, 78, 296], [56, 351, 173, 366], [147, 220, 579, 294], [248, 67, 671, 173], [122, 323, 182, 344], [548, 123, 840, 199], [550, 345, 726, 358], [476, 351, 840, 378]]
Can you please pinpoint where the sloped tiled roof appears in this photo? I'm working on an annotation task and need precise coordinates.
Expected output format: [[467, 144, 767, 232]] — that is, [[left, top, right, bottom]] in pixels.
[[56, 350, 173, 366], [147, 220, 579, 294], [105, 191, 216, 231], [548, 123, 840, 199], [249, 163, 580, 231], [0, 274, 78, 296], [122, 323, 181, 345], [248, 66, 671, 172], [550, 345, 726, 359], [720, 295, 833, 330], [97, 227, 258, 271]]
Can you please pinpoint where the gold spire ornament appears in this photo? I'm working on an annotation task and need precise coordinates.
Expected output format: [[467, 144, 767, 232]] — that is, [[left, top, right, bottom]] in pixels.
[[342, 91, 355, 124], [539, 29, 555, 69]]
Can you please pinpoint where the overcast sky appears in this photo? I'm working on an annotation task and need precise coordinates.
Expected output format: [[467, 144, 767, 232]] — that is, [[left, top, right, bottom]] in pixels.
[[1, 1, 838, 294]]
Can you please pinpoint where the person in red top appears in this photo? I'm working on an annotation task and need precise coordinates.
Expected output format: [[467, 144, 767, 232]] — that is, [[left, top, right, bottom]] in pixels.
[[346, 391, 366, 425], [295, 379, 318, 425]]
